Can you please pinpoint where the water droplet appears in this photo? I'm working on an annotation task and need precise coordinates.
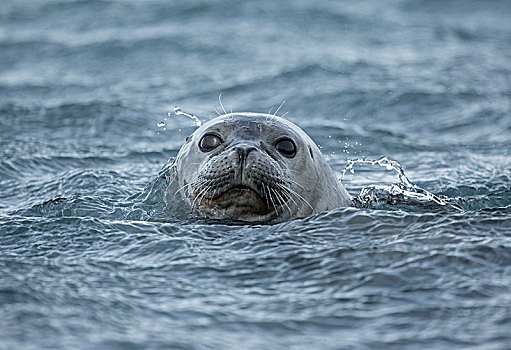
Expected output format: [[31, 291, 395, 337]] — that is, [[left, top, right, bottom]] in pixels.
[[173, 106, 202, 127]]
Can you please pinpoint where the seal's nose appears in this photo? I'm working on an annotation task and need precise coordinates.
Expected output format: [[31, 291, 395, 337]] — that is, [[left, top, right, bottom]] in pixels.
[[235, 145, 256, 164]]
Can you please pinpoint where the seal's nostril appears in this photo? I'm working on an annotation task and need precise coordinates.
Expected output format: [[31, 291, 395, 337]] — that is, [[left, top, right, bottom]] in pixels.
[[245, 147, 256, 157]]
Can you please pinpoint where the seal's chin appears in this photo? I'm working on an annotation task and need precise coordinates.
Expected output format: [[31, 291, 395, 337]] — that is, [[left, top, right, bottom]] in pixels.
[[200, 185, 275, 220]]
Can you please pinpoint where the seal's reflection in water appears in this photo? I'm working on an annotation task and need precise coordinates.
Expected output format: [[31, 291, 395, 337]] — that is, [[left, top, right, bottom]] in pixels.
[[165, 113, 352, 223]]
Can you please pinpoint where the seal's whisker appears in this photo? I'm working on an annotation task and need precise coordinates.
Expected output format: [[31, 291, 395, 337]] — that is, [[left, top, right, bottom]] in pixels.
[[174, 179, 207, 197], [218, 93, 227, 115], [271, 187, 284, 215], [265, 184, 279, 217], [190, 180, 211, 193], [260, 183, 270, 206], [192, 184, 212, 209], [212, 106, 221, 116], [274, 100, 286, 116], [284, 177, 306, 191], [281, 111, 289, 118], [190, 178, 216, 206], [269, 187, 281, 206], [273, 188, 284, 214], [272, 187, 292, 215], [211, 181, 221, 199], [268, 106, 274, 114], [277, 183, 314, 212], [174, 183, 190, 197], [277, 184, 299, 210], [262, 184, 270, 206], [194, 178, 216, 192], [197, 185, 213, 206]]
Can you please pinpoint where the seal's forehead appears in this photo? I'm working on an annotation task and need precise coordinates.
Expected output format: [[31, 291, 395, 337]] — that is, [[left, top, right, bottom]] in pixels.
[[197, 113, 300, 135]]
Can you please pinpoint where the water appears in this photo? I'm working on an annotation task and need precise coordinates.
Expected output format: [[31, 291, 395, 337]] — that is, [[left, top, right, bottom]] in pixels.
[[1, 0, 511, 348], [343, 157, 464, 210]]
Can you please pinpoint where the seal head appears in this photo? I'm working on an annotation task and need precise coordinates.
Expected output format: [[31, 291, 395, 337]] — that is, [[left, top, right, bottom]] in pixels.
[[168, 113, 351, 222]]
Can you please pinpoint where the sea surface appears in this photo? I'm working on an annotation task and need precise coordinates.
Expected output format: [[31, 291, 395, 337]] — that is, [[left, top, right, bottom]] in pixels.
[[1, 0, 511, 349]]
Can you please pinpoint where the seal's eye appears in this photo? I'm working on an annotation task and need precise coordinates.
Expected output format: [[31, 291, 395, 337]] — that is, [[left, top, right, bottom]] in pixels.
[[275, 138, 296, 158], [199, 133, 222, 152]]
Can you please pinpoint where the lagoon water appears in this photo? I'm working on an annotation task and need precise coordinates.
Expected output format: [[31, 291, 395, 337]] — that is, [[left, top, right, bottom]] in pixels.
[[1, 0, 511, 349]]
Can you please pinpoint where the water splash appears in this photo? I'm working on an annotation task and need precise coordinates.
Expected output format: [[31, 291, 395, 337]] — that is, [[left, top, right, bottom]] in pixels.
[[171, 106, 202, 127], [156, 118, 167, 130], [343, 157, 463, 210]]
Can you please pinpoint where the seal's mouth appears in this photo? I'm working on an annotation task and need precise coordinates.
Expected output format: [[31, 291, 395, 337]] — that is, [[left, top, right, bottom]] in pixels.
[[210, 185, 263, 202], [197, 184, 272, 214], [192, 182, 278, 220]]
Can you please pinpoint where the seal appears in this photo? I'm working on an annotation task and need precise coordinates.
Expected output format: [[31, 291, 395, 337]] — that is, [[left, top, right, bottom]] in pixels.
[[166, 113, 352, 223]]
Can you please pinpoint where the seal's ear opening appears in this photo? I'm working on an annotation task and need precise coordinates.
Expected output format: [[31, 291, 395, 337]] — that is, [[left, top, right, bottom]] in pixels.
[[309, 145, 314, 159], [185, 135, 191, 143]]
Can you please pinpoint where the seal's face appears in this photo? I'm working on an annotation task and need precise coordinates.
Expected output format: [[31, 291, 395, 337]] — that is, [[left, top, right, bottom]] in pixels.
[[170, 113, 351, 222]]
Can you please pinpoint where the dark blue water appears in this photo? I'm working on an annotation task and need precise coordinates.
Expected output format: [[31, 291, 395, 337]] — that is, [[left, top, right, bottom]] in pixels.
[[1, 1, 511, 349]]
